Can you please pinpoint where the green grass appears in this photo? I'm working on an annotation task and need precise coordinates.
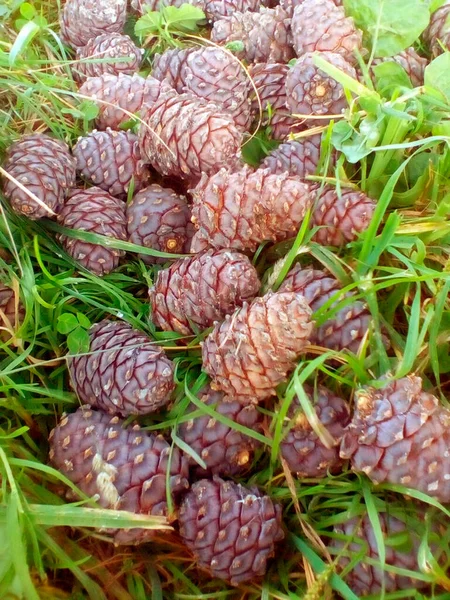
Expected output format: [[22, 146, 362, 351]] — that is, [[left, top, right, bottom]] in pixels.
[[1, 0, 450, 598]]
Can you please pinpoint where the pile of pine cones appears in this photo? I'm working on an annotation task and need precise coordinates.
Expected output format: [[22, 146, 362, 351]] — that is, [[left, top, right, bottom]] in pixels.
[[2, 0, 449, 595]]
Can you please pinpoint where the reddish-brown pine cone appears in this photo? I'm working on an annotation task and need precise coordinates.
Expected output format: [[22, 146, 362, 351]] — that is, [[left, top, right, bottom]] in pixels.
[[177, 386, 263, 476], [138, 89, 242, 182], [202, 292, 313, 403], [286, 52, 356, 124], [204, 0, 260, 21], [291, 0, 362, 63], [151, 48, 193, 91], [280, 383, 350, 477], [279, 265, 371, 354], [48, 406, 189, 545], [68, 319, 175, 416], [190, 166, 312, 253], [73, 129, 150, 199], [332, 512, 430, 596], [340, 375, 450, 503], [126, 184, 194, 265], [261, 136, 322, 178], [79, 74, 165, 131], [178, 477, 284, 584], [149, 249, 260, 335], [311, 185, 376, 246], [131, 0, 205, 14], [211, 7, 295, 64], [372, 48, 427, 88], [59, 0, 127, 49], [2, 134, 76, 220], [0, 281, 24, 337], [280, 0, 342, 19], [249, 62, 299, 139], [73, 33, 143, 83], [424, 1, 450, 55], [181, 47, 252, 131], [57, 187, 127, 276]]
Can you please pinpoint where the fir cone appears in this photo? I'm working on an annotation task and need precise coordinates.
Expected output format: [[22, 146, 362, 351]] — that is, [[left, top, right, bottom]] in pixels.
[[139, 89, 242, 182], [311, 185, 376, 246], [340, 375, 450, 503], [151, 48, 193, 91], [79, 73, 165, 130], [2, 133, 76, 220], [0, 282, 24, 337], [178, 477, 284, 584], [280, 383, 350, 477], [126, 184, 194, 264], [424, 1, 450, 55], [279, 265, 371, 354], [286, 52, 356, 123], [73, 129, 150, 199], [60, 0, 127, 49], [68, 319, 175, 416], [190, 166, 312, 252], [73, 33, 143, 83], [204, 0, 260, 21], [211, 7, 294, 64], [291, 0, 362, 63], [261, 136, 322, 178], [131, 0, 205, 14], [149, 249, 260, 335], [57, 187, 127, 276], [249, 62, 299, 139], [49, 406, 189, 544], [280, 0, 342, 19], [372, 48, 427, 88], [202, 292, 313, 403], [181, 47, 252, 130], [178, 386, 263, 476]]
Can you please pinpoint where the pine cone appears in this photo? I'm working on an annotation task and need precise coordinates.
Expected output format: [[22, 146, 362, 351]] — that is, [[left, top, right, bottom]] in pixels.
[[73, 33, 143, 83], [424, 2, 450, 55], [48, 406, 189, 544], [261, 136, 322, 178], [190, 166, 312, 252], [126, 184, 194, 264], [149, 249, 260, 335], [177, 386, 263, 476], [286, 52, 356, 123], [57, 187, 127, 275], [131, 0, 205, 14], [280, 0, 342, 19], [280, 383, 350, 477], [332, 512, 430, 596], [79, 74, 165, 130], [279, 265, 371, 354], [59, 0, 127, 49], [204, 0, 260, 21], [311, 185, 376, 246], [181, 47, 252, 130], [2, 133, 76, 220], [249, 62, 299, 140], [178, 477, 284, 584], [68, 319, 175, 416], [151, 48, 193, 91], [211, 8, 294, 64], [0, 282, 24, 337], [291, 0, 362, 63], [372, 48, 427, 88], [202, 292, 313, 403], [73, 129, 150, 199], [139, 89, 242, 182], [340, 375, 450, 503]]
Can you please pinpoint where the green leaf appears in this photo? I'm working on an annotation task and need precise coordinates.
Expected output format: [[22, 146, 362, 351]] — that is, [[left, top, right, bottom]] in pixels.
[[77, 100, 99, 121], [19, 2, 36, 19], [331, 116, 383, 163], [425, 53, 450, 101], [225, 40, 245, 54], [9, 20, 41, 66], [163, 4, 206, 31], [343, 0, 430, 57], [67, 328, 90, 355], [373, 61, 413, 93], [76, 313, 91, 329], [56, 313, 79, 335], [135, 10, 162, 36]]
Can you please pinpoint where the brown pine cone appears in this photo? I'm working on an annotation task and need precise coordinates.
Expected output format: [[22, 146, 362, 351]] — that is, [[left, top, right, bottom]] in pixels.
[[0, 281, 24, 338], [261, 136, 322, 178], [211, 7, 294, 64], [139, 89, 242, 182], [73, 129, 150, 199], [151, 48, 193, 91], [280, 0, 342, 18], [286, 52, 356, 124], [79, 74, 165, 130], [149, 249, 260, 335], [202, 292, 313, 403], [280, 383, 350, 477], [57, 187, 127, 275], [311, 185, 376, 246], [59, 0, 127, 49], [190, 166, 312, 252], [178, 386, 263, 476], [68, 319, 175, 416], [131, 0, 205, 14], [49, 406, 189, 545], [291, 0, 362, 63], [2, 133, 76, 220], [249, 62, 299, 140], [372, 48, 427, 88], [204, 0, 260, 20], [178, 477, 284, 584], [424, 1, 450, 55], [340, 375, 450, 503], [73, 33, 143, 83], [126, 184, 194, 264]]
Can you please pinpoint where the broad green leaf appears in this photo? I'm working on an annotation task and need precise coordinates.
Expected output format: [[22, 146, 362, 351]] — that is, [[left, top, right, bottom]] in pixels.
[[67, 327, 90, 355], [425, 53, 450, 101], [19, 2, 36, 19], [163, 4, 206, 31], [373, 61, 413, 93], [9, 20, 40, 66], [76, 313, 91, 329], [56, 313, 79, 335], [135, 10, 162, 36]]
